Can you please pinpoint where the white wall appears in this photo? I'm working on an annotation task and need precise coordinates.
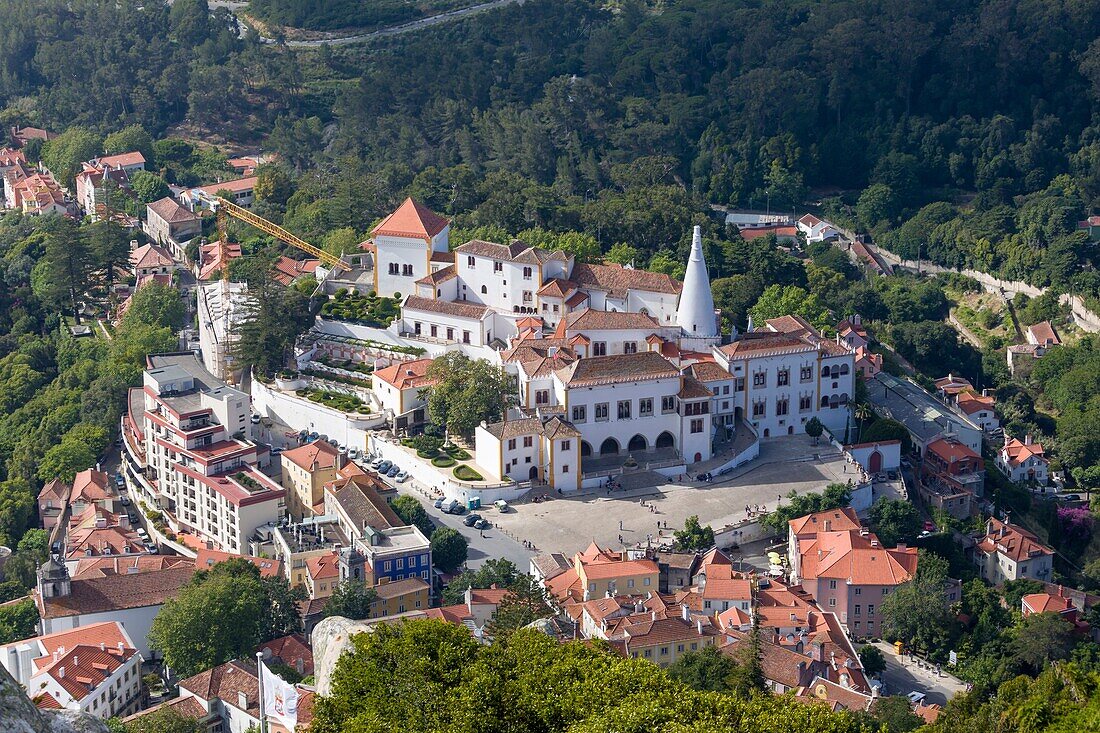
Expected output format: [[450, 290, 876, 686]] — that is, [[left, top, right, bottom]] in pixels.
[[375, 235, 430, 299], [251, 379, 380, 448], [39, 605, 161, 660]]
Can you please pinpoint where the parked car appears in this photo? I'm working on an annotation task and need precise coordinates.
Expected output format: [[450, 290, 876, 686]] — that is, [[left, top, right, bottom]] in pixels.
[[463, 513, 482, 527], [270, 447, 283, 456], [145, 543, 159, 555], [907, 692, 926, 705], [1062, 494, 1082, 502], [386, 465, 400, 478], [371, 458, 386, 469], [377, 460, 393, 474], [115, 474, 125, 488], [120, 496, 130, 506], [434, 498, 445, 509], [349, 448, 361, 461], [395, 471, 410, 483], [474, 518, 491, 530], [136, 528, 149, 540], [494, 500, 510, 512], [338, 444, 348, 456], [250, 414, 260, 424]]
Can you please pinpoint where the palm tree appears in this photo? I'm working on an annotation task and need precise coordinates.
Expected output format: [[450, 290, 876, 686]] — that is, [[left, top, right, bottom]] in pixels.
[[854, 403, 873, 443]]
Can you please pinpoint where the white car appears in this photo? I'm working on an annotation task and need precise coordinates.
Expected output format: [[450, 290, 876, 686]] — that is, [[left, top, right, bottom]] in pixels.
[[395, 471, 410, 483]]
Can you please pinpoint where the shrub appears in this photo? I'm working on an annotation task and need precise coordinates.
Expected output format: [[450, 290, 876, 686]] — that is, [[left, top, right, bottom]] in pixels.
[[432, 455, 456, 468], [447, 448, 471, 460], [411, 435, 443, 455], [453, 465, 484, 481]]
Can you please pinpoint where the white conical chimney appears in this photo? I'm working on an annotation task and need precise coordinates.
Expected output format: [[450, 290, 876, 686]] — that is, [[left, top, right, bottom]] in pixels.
[[675, 226, 718, 338]]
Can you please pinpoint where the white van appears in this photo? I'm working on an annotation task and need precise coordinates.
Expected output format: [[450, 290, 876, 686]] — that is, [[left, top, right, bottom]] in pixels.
[[494, 500, 510, 512]]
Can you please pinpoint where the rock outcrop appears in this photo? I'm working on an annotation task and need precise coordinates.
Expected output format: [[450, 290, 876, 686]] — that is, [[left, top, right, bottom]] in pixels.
[[0, 662, 109, 733], [311, 615, 379, 697]]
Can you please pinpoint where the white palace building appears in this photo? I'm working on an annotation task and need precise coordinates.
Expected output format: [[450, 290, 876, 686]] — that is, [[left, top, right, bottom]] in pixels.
[[348, 199, 857, 491]]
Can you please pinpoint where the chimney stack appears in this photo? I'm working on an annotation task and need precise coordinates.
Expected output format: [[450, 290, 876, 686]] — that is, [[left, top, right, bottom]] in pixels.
[[681, 604, 690, 621]]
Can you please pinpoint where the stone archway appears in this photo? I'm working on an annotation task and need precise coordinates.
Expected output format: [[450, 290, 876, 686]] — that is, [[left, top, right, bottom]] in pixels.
[[655, 431, 675, 450], [529, 466, 539, 480], [600, 438, 620, 455], [580, 441, 592, 457], [868, 450, 883, 473], [628, 434, 647, 453]]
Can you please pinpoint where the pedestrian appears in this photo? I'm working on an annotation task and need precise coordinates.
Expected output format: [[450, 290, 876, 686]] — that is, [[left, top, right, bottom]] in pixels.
[[618, 534, 623, 544], [619, 520, 623, 530], [657, 520, 660, 528]]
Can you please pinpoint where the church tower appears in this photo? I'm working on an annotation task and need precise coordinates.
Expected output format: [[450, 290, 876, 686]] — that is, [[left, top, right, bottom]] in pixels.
[[676, 225, 719, 348]]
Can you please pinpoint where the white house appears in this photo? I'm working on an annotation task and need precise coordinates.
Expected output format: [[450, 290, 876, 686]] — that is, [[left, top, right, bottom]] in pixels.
[[475, 415, 582, 490], [712, 330, 855, 438], [0, 621, 143, 718], [975, 518, 1054, 584], [996, 435, 1050, 487], [797, 214, 839, 242], [371, 358, 436, 427], [370, 197, 452, 300]]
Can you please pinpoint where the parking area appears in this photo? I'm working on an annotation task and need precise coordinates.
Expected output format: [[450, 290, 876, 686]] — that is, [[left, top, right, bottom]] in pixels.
[[492, 439, 853, 556]]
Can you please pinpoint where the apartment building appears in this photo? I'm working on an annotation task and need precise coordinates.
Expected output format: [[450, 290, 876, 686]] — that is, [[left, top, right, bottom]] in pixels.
[[143, 196, 202, 261], [141, 354, 283, 552], [975, 518, 1054, 584], [280, 440, 342, 519]]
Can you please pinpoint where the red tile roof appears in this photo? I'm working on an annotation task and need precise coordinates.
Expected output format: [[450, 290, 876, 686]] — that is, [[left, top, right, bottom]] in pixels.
[[371, 198, 449, 239], [798, 530, 918, 586], [569, 262, 681, 297], [272, 255, 319, 286], [977, 518, 1053, 563], [926, 436, 980, 464], [1001, 437, 1047, 468], [195, 549, 283, 578], [196, 176, 257, 196], [1022, 592, 1074, 616], [1028, 321, 1060, 346], [306, 551, 340, 582], [403, 295, 489, 320], [373, 358, 435, 390], [131, 243, 174, 270], [788, 507, 861, 537], [564, 308, 660, 331], [37, 564, 197, 619], [555, 351, 680, 387], [258, 633, 314, 675], [281, 439, 340, 472], [97, 151, 146, 168]]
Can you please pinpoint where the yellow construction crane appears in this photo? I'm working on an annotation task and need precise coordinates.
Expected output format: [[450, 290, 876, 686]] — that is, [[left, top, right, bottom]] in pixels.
[[214, 198, 349, 282]]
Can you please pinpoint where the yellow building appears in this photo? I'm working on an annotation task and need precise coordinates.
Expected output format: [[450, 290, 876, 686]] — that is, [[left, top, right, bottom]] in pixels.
[[280, 440, 341, 518], [370, 577, 432, 617]]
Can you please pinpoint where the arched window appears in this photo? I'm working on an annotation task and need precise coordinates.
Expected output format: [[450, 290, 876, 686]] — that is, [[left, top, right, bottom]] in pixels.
[[821, 366, 832, 378], [481, 285, 488, 294], [839, 363, 850, 375], [821, 395, 830, 408]]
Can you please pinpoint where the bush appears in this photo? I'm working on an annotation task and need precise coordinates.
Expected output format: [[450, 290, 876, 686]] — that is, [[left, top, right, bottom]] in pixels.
[[444, 444, 470, 460], [411, 435, 444, 455], [432, 455, 456, 468], [453, 465, 484, 481]]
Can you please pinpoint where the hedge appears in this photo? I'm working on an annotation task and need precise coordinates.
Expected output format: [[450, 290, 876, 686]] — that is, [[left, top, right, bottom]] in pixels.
[[453, 465, 484, 481], [431, 455, 456, 468]]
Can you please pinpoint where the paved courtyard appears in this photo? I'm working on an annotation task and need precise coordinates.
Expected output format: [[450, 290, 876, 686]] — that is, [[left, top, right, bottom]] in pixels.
[[493, 436, 855, 555]]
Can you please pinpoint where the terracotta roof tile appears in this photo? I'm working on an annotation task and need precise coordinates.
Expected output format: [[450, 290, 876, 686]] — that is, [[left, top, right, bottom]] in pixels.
[[37, 564, 196, 619], [373, 358, 435, 390], [147, 196, 201, 224], [281, 440, 341, 472], [570, 262, 681, 297], [564, 308, 660, 331], [371, 198, 449, 239], [403, 295, 489, 320], [555, 351, 680, 387]]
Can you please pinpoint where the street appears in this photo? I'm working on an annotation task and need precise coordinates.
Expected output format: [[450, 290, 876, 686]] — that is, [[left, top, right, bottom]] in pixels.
[[388, 478, 536, 571], [871, 642, 967, 706]]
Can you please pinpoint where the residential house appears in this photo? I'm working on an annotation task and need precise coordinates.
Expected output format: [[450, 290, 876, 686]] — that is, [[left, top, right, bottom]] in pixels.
[[974, 518, 1054, 584], [178, 176, 258, 212], [280, 440, 343, 519], [868, 371, 983, 455], [0, 621, 143, 718], [144, 197, 202, 261], [131, 243, 175, 278], [918, 437, 984, 519], [194, 548, 282, 578], [272, 256, 320, 287], [38, 479, 70, 532], [369, 197, 451, 300], [371, 357, 435, 430], [257, 633, 314, 677], [543, 542, 660, 606], [789, 512, 918, 638], [796, 214, 839, 242], [996, 435, 1050, 488], [173, 657, 314, 733]]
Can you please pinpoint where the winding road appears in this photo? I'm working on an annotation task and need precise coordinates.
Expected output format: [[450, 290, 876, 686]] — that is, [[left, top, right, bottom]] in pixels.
[[207, 0, 524, 48]]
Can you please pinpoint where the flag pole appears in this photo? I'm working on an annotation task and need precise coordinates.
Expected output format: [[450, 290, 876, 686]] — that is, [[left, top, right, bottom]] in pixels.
[[256, 651, 266, 733]]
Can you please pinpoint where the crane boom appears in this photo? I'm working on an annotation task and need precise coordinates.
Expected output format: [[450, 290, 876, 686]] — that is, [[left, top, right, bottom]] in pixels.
[[215, 198, 349, 272]]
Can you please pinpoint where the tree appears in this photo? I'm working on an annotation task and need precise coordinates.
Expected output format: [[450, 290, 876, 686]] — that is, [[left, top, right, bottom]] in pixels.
[[861, 418, 912, 453], [1013, 612, 1075, 672], [103, 125, 154, 163], [37, 422, 108, 483], [254, 164, 294, 206], [712, 274, 764, 332], [856, 183, 899, 231], [858, 644, 886, 678], [87, 220, 131, 288], [150, 559, 302, 677], [867, 696, 923, 733], [430, 527, 468, 574], [761, 483, 852, 535], [667, 646, 738, 692], [805, 417, 824, 445], [674, 515, 715, 551], [40, 128, 103, 188], [390, 495, 434, 537], [113, 706, 205, 733], [130, 170, 171, 204], [324, 582, 379, 621], [868, 499, 921, 547], [0, 598, 38, 645], [749, 285, 831, 331], [422, 353, 515, 439], [322, 227, 360, 257], [880, 555, 955, 658], [441, 558, 518, 606], [124, 282, 185, 330], [232, 268, 313, 377], [726, 628, 767, 697], [484, 574, 551, 638], [604, 242, 639, 265], [31, 217, 91, 321]]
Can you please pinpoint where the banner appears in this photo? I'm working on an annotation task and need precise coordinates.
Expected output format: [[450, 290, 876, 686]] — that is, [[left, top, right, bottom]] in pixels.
[[261, 660, 299, 729]]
